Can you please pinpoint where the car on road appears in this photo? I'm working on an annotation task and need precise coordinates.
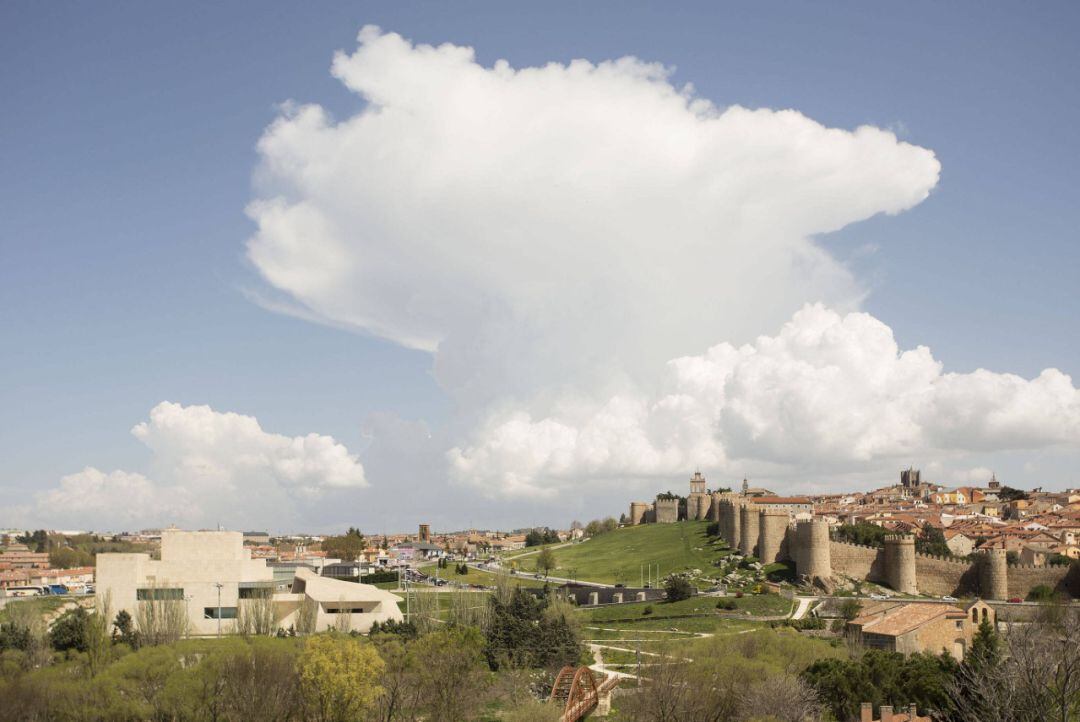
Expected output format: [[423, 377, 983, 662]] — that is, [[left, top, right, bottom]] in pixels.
[[941, 595, 957, 602], [1008, 597, 1023, 603], [870, 594, 888, 600]]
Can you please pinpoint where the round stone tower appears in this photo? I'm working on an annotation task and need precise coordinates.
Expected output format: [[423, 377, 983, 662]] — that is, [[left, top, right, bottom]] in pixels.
[[884, 534, 917, 595], [629, 502, 649, 526], [795, 518, 831, 583], [708, 491, 722, 523], [981, 548, 1009, 600], [728, 499, 742, 549], [739, 503, 760, 557], [757, 509, 789, 564]]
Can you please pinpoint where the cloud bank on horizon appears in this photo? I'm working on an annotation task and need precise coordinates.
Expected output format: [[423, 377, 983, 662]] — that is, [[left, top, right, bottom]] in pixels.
[[243, 27, 1080, 499], [19, 402, 367, 530]]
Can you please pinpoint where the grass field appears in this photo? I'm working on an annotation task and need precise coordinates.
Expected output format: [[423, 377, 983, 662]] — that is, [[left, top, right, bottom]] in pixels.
[[0, 596, 68, 623], [418, 563, 549, 589], [512, 521, 730, 585], [580, 593, 792, 623]]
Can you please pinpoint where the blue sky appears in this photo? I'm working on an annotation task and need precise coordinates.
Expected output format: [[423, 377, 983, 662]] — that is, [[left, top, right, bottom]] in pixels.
[[2, 2, 1078, 532]]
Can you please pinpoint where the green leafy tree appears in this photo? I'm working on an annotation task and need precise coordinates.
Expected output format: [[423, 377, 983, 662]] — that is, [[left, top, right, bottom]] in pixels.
[[321, 528, 366, 562], [298, 634, 385, 722], [802, 650, 955, 721], [535, 547, 556, 575], [485, 588, 580, 671], [999, 486, 1029, 501], [49, 608, 90, 653], [111, 609, 138, 647], [833, 523, 888, 547], [916, 523, 952, 557]]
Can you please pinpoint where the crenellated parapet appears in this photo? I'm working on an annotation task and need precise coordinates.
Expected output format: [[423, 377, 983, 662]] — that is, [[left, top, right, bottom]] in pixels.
[[654, 497, 679, 524]]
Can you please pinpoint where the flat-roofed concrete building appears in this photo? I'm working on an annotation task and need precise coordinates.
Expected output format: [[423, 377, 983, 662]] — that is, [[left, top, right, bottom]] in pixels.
[[97, 530, 403, 636]]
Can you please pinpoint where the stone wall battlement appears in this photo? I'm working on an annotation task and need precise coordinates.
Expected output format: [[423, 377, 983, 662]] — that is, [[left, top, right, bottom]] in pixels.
[[913, 552, 972, 568], [829, 540, 884, 553]]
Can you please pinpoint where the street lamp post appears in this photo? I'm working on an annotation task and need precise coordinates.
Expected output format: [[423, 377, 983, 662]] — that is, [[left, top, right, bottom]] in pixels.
[[213, 582, 223, 638]]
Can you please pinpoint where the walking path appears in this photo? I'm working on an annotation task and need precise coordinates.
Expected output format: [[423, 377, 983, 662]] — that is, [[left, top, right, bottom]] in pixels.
[[790, 596, 817, 620]]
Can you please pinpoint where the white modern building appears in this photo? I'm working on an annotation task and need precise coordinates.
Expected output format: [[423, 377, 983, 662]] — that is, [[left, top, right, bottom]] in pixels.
[[96, 530, 403, 636]]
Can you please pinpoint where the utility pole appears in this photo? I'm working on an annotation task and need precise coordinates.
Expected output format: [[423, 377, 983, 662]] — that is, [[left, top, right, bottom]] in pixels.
[[213, 582, 223, 638]]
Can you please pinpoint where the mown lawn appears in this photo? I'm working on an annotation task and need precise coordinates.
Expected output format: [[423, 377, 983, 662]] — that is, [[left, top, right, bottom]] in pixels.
[[513, 521, 729, 585]]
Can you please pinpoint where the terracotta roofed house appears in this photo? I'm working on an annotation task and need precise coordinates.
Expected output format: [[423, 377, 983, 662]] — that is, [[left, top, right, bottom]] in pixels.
[[847, 599, 994, 660]]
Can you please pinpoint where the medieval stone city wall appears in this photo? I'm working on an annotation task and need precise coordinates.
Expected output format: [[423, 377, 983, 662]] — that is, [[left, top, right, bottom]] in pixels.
[[829, 541, 886, 584], [1007, 562, 1078, 599], [624, 479, 1076, 599], [913, 552, 978, 597]]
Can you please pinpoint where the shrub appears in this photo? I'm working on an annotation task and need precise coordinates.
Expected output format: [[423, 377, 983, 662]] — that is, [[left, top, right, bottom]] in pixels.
[[1027, 584, 1056, 602], [716, 599, 737, 611], [643, 605, 653, 616], [664, 576, 694, 602], [839, 598, 862, 621]]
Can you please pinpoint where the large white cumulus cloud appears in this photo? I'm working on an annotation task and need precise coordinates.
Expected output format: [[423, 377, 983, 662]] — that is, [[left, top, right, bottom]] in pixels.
[[246, 27, 941, 410], [244, 28, 1078, 500], [450, 305, 1080, 497], [25, 403, 366, 529]]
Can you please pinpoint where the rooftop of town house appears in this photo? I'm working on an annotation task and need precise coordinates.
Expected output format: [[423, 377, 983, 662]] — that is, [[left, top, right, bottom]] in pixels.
[[850, 602, 966, 637]]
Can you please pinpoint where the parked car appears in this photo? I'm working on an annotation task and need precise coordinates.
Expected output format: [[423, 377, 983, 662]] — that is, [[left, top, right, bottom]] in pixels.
[[1008, 597, 1023, 603]]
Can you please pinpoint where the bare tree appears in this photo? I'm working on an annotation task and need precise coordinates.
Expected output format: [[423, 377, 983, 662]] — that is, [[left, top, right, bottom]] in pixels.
[[447, 589, 489, 629], [334, 596, 352, 633], [295, 596, 319, 635], [736, 673, 821, 722], [944, 605, 1080, 722], [133, 582, 190, 645], [237, 590, 276, 636]]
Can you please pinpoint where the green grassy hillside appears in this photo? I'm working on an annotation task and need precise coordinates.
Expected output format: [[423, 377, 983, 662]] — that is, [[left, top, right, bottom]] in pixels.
[[513, 521, 730, 585]]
